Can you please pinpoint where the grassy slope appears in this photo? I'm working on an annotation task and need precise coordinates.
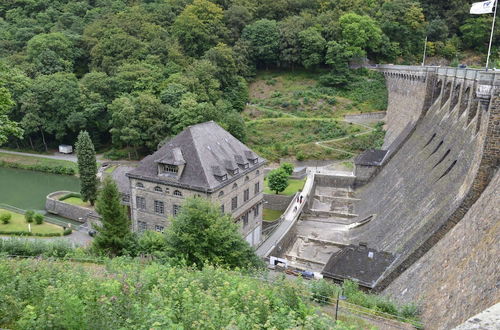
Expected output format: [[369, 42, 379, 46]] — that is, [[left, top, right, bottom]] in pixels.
[[263, 209, 282, 222], [264, 177, 306, 196], [244, 69, 387, 162], [0, 209, 63, 234], [62, 197, 92, 208], [0, 152, 78, 173]]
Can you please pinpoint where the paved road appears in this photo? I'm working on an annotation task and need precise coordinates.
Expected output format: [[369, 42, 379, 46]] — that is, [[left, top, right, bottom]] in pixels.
[[0, 148, 78, 162]]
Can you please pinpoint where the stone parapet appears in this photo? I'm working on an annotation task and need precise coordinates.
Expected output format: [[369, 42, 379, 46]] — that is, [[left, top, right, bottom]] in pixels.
[[45, 191, 100, 223]]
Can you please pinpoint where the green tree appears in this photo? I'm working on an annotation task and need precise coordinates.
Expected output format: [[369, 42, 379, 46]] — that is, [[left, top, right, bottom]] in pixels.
[[20, 72, 83, 150], [339, 13, 383, 57], [165, 197, 263, 269], [280, 162, 294, 176], [92, 176, 132, 257], [172, 0, 226, 57], [278, 16, 307, 69], [298, 27, 326, 69], [26, 32, 77, 75], [75, 130, 98, 205], [0, 87, 23, 146], [267, 168, 289, 194], [242, 19, 280, 67], [320, 41, 363, 87]]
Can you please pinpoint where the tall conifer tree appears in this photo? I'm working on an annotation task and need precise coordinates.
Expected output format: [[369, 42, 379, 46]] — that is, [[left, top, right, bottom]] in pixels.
[[93, 176, 131, 256], [75, 130, 98, 205]]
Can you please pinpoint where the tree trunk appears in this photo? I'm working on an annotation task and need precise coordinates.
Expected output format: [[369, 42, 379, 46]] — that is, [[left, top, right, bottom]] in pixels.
[[40, 129, 48, 152], [28, 136, 34, 150]]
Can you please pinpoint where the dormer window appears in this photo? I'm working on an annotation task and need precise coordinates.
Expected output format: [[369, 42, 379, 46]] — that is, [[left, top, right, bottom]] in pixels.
[[136, 182, 144, 188], [231, 168, 239, 175], [212, 165, 228, 181], [161, 164, 178, 174]]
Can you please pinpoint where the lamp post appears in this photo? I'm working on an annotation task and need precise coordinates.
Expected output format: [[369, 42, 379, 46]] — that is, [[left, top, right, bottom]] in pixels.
[[334, 289, 347, 322]]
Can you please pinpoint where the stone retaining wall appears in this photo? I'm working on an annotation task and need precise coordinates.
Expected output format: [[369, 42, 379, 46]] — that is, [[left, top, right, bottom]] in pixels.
[[45, 191, 100, 223], [263, 194, 294, 211], [344, 111, 386, 122]]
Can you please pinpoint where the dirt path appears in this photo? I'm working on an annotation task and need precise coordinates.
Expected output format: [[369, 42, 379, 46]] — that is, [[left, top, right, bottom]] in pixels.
[[246, 105, 377, 158]]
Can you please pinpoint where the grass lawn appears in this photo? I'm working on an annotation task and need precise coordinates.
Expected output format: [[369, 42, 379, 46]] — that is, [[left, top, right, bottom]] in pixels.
[[263, 209, 282, 222], [0, 152, 78, 173], [0, 209, 63, 235], [264, 177, 306, 196], [104, 165, 117, 173], [61, 196, 92, 208]]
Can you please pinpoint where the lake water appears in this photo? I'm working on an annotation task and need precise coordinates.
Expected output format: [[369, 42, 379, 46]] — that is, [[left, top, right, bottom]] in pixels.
[[0, 167, 80, 211]]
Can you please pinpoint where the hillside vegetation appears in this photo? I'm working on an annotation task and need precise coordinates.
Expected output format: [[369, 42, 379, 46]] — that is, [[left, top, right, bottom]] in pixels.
[[244, 70, 386, 161], [1, 0, 497, 157]]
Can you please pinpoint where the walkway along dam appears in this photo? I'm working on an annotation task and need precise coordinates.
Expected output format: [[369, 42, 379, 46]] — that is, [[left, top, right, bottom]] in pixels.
[[265, 65, 499, 329]]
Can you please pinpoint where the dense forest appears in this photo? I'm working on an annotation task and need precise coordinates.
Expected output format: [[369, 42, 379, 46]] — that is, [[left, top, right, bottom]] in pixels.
[[0, 0, 498, 155]]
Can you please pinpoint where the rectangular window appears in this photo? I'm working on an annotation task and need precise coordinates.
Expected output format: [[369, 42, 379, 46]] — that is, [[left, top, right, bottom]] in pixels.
[[137, 220, 147, 232], [231, 196, 238, 211], [254, 182, 260, 195], [122, 194, 130, 203], [220, 204, 225, 214], [154, 200, 164, 214], [242, 212, 249, 227], [173, 204, 181, 216], [136, 196, 146, 210], [244, 188, 249, 202], [254, 204, 259, 217], [155, 225, 164, 232]]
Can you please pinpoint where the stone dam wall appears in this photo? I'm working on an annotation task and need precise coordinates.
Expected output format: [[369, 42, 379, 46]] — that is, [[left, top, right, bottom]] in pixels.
[[344, 66, 499, 327], [350, 67, 499, 291], [383, 170, 500, 329]]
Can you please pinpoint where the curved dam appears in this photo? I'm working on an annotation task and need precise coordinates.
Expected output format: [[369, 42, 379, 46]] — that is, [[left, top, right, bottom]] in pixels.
[[279, 66, 498, 328], [349, 66, 499, 289]]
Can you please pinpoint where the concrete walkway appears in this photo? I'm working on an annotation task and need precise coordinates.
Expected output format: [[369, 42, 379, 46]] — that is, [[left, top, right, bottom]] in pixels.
[[256, 170, 315, 257]]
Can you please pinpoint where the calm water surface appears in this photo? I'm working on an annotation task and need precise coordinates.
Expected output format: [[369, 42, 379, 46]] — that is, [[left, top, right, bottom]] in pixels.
[[0, 167, 80, 211]]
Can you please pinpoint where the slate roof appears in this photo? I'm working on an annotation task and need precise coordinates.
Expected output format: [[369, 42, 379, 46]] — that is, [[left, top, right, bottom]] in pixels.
[[354, 149, 388, 166], [112, 165, 136, 195], [127, 121, 266, 192], [321, 244, 396, 288]]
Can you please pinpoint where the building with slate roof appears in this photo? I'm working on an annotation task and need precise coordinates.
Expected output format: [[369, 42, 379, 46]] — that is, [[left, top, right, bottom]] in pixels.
[[126, 121, 267, 246]]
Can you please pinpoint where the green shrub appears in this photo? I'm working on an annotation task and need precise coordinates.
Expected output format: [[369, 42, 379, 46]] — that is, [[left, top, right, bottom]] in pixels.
[[59, 192, 82, 201], [1, 213, 12, 224], [0, 238, 74, 257], [311, 279, 339, 305], [34, 213, 44, 225], [400, 303, 420, 319], [280, 162, 294, 176], [296, 151, 305, 161], [0, 160, 75, 175], [25, 210, 34, 223], [63, 228, 73, 236], [103, 149, 130, 160]]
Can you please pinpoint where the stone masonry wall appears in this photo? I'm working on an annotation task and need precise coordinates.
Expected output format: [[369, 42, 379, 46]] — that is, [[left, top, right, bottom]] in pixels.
[[383, 170, 500, 329], [349, 67, 499, 291], [263, 194, 294, 211], [46, 191, 100, 223]]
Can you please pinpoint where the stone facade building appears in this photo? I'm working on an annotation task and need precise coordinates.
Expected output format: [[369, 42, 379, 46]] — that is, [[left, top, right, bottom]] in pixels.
[[126, 121, 266, 246]]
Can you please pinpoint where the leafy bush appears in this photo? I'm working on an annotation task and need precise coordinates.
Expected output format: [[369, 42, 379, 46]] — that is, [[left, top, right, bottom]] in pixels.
[[24, 210, 34, 223], [0, 258, 331, 329], [310, 279, 339, 305], [34, 213, 44, 225], [103, 149, 131, 160], [63, 228, 72, 236], [0, 160, 75, 175], [0, 213, 11, 224], [59, 192, 82, 201], [0, 238, 72, 257], [280, 162, 294, 175]]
